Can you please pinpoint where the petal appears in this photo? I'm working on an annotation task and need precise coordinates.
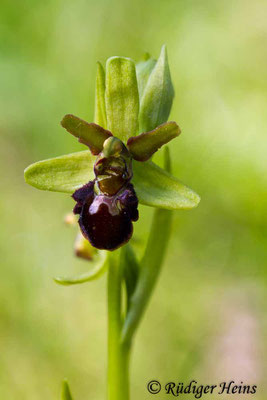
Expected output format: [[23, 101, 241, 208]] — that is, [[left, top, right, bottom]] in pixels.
[[61, 114, 112, 155], [127, 121, 181, 161], [24, 150, 94, 193], [105, 56, 139, 142], [94, 61, 107, 128], [24, 151, 200, 210], [139, 45, 175, 132]]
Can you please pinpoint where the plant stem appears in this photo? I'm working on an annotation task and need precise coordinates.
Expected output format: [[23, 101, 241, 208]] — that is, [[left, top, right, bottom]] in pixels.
[[107, 251, 130, 400], [121, 207, 172, 344], [108, 149, 172, 399], [121, 148, 173, 345]]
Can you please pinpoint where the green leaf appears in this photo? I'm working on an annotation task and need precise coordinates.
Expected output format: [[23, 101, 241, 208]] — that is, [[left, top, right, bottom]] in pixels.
[[24, 150, 94, 193], [105, 57, 139, 142], [61, 114, 112, 155], [54, 250, 107, 285], [24, 151, 200, 210], [121, 244, 139, 308], [61, 380, 73, 400], [139, 45, 175, 132], [136, 57, 156, 101], [122, 206, 173, 343], [127, 121, 181, 161], [94, 61, 107, 128]]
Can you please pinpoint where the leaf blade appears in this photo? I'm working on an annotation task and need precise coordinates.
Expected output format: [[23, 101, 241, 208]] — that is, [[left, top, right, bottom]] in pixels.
[[121, 244, 140, 308], [105, 57, 139, 142], [61, 380, 73, 400], [54, 251, 107, 286]]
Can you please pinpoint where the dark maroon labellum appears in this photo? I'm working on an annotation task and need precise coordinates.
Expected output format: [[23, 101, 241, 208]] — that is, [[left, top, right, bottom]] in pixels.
[[72, 137, 139, 251]]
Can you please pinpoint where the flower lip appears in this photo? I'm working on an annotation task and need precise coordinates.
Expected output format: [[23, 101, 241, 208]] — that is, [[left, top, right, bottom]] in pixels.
[[73, 181, 139, 251]]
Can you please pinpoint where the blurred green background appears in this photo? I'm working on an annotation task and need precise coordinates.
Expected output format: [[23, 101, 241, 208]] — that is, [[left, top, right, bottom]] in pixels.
[[0, 0, 266, 398]]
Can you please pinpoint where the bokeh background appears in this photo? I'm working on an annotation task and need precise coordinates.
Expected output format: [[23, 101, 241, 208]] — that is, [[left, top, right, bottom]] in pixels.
[[0, 0, 266, 398]]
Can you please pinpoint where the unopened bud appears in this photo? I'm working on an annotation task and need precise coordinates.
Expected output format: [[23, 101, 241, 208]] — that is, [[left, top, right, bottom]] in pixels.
[[64, 213, 77, 226], [74, 232, 97, 260]]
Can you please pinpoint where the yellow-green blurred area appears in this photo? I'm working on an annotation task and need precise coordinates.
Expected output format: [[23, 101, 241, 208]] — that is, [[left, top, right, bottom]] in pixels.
[[0, 0, 266, 398]]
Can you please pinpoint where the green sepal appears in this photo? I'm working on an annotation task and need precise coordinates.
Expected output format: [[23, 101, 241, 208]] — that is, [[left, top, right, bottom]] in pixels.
[[136, 56, 156, 101], [139, 45, 175, 132], [24, 151, 200, 210], [61, 380, 73, 400], [127, 121, 181, 161], [105, 57, 139, 142], [133, 160, 200, 210], [54, 250, 107, 286], [61, 114, 112, 155], [94, 62, 107, 128], [24, 151, 95, 193]]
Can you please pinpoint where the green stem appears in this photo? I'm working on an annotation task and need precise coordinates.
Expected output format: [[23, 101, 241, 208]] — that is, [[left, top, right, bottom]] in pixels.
[[121, 207, 172, 344], [107, 148, 172, 399], [121, 147, 173, 345], [107, 251, 130, 400]]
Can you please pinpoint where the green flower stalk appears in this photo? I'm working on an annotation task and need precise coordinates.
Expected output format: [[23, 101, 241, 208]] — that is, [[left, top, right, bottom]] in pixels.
[[24, 45, 200, 400]]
